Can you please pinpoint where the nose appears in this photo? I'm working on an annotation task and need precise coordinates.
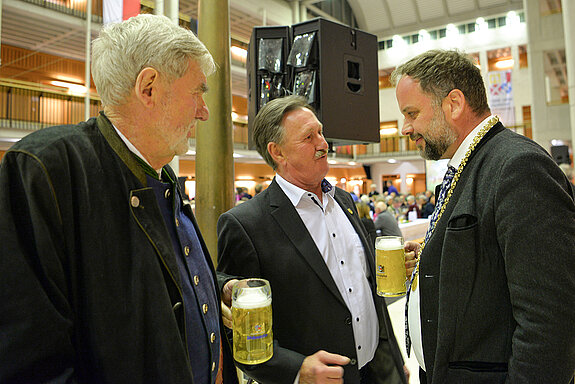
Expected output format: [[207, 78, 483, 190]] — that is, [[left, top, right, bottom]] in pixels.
[[401, 120, 413, 136], [316, 132, 328, 149], [196, 99, 209, 121]]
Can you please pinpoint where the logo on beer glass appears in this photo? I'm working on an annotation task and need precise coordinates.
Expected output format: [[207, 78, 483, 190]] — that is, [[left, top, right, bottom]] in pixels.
[[232, 278, 273, 365]]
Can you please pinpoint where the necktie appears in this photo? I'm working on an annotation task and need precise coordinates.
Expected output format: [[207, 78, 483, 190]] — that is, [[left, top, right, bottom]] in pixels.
[[405, 165, 456, 356]]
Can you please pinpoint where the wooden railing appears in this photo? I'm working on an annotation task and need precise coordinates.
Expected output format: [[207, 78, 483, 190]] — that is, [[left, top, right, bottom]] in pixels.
[[0, 80, 101, 129], [21, 0, 104, 21]]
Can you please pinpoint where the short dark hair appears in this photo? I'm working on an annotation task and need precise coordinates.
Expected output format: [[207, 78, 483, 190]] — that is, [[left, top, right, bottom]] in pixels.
[[390, 49, 490, 116], [252, 96, 314, 170]]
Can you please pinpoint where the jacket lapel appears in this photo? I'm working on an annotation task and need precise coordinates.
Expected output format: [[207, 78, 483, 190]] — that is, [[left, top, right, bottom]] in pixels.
[[267, 179, 346, 307]]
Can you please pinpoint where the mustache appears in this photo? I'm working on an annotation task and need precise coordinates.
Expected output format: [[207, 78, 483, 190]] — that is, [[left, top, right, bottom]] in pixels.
[[315, 149, 328, 159], [410, 133, 423, 142]]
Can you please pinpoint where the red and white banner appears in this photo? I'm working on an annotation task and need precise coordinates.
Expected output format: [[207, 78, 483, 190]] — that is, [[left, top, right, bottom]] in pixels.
[[487, 70, 516, 126], [103, 0, 140, 24]]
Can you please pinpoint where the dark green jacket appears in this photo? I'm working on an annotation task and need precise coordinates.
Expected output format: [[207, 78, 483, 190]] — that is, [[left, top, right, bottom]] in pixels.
[[0, 113, 238, 384]]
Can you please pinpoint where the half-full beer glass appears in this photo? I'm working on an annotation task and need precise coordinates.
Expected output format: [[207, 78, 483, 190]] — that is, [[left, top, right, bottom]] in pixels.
[[375, 236, 406, 297], [232, 278, 273, 364]]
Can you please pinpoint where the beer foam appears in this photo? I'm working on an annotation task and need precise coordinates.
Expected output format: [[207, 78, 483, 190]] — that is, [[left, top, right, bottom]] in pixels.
[[376, 237, 403, 251], [233, 290, 272, 309]]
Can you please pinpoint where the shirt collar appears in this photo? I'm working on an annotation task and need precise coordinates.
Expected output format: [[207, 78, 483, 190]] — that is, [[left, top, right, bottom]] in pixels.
[[275, 173, 334, 207], [112, 124, 162, 178], [448, 115, 495, 169]]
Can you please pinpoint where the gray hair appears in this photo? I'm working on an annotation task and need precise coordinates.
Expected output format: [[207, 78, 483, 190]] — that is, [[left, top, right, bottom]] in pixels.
[[91, 14, 215, 106], [390, 49, 490, 116], [252, 95, 314, 170]]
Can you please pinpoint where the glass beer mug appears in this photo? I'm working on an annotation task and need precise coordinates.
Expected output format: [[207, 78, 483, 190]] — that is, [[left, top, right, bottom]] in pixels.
[[375, 236, 407, 297], [231, 278, 273, 364]]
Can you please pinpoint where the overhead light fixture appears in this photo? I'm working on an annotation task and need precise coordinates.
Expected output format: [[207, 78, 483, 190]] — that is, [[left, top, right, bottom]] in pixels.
[[475, 17, 487, 33], [50, 81, 87, 94], [446, 24, 459, 39], [380, 127, 398, 136], [387, 159, 397, 164], [418, 29, 430, 42], [494, 59, 514, 69], [231, 45, 247, 62]]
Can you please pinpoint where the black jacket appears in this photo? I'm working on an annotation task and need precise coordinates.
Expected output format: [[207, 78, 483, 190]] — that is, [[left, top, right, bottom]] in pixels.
[[0, 113, 238, 383]]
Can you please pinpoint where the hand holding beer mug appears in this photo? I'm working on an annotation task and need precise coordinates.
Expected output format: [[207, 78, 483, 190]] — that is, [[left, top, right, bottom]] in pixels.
[[375, 236, 407, 297], [232, 278, 273, 364]]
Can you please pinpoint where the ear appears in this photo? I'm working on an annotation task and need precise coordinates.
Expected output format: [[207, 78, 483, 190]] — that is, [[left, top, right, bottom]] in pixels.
[[134, 67, 160, 107], [267, 142, 285, 167], [442, 89, 466, 121]]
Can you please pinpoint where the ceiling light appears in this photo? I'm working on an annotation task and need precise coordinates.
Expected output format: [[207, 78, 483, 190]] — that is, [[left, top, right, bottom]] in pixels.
[[50, 81, 87, 94], [380, 127, 398, 136], [494, 59, 514, 69]]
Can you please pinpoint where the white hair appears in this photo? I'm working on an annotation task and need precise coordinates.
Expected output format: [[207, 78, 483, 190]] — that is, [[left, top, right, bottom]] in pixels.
[[91, 14, 215, 106]]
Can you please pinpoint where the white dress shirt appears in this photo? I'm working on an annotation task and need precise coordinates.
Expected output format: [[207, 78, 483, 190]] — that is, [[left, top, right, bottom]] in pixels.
[[275, 174, 379, 371], [408, 115, 496, 371]]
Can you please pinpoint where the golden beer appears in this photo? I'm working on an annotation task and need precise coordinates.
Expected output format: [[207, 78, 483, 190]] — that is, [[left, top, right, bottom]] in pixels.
[[232, 279, 273, 364], [375, 236, 406, 297]]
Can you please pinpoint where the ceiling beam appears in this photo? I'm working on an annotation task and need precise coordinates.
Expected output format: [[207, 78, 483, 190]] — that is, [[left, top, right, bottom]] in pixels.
[[372, 2, 523, 39]]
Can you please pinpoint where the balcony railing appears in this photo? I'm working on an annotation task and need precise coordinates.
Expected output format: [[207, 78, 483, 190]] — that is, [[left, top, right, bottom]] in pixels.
[[0, 80, 530, 160], [0, 80, 101, 130]]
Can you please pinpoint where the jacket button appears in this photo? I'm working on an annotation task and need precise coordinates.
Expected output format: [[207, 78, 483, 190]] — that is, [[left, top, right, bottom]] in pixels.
[[349, 358, 357, 366], [203, 304, 208, 314], [184, 246, 190, 256], [345, 317, 352, 325], [194, 275, 200, 285], [173, 302, 182, 311], [164, 189, 171, 199], [130, 196, 140, 208], [210, 332, 216, 343]]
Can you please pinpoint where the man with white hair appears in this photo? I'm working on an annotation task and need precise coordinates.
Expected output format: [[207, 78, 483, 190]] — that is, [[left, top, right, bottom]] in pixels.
[[0, 15, 237, 384]]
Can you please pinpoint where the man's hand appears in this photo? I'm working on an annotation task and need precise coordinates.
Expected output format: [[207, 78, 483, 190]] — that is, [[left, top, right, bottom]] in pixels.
[[298, 350, 350, 383], [404, 240, 421, 279], [221, 279, 239, 329]]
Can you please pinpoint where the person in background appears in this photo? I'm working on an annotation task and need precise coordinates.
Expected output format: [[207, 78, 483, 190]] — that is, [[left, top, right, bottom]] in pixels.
[[405, 195, 421, 219], [374, 202, 403, 238], [369, 183, 380, 198], [0, 14, 238, 384], [392, 49, 575, 384], [356, 201, 377, 246], [418, 194, 434, 218], [217, 95, 410, 384], [254, 183, 264, 195], [386, 180, 399, 196]]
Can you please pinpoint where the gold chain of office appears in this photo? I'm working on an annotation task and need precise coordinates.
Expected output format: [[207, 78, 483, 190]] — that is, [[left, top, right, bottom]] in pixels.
[[411, 115, 499, 291]]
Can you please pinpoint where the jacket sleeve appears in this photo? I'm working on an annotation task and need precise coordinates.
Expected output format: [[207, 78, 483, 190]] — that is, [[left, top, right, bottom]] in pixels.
[[216, 210, 305, 384], [494, 149, 575, 383], [0, 150, 77, 383]]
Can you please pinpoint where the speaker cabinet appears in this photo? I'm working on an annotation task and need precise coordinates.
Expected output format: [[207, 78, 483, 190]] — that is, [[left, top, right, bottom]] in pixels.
[[247, 18, 380, 148]]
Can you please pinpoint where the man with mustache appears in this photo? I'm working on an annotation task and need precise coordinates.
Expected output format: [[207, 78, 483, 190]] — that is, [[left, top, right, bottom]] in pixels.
[[217, 96, 409, 384], [392, 49, 575, 384]]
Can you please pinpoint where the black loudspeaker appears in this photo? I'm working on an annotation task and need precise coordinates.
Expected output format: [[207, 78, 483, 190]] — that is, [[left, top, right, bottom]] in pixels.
[[363, 165, 372, 180], [247, 26, 291, 150], [551, 145, 570, 164], [291, 18, 379, 145], [247, 18, 380, 149]]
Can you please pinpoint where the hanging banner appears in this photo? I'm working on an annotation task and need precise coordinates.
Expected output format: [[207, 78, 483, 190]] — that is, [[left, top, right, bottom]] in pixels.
[[103, 0, 140, 25], [487, 70, 515, 126]]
